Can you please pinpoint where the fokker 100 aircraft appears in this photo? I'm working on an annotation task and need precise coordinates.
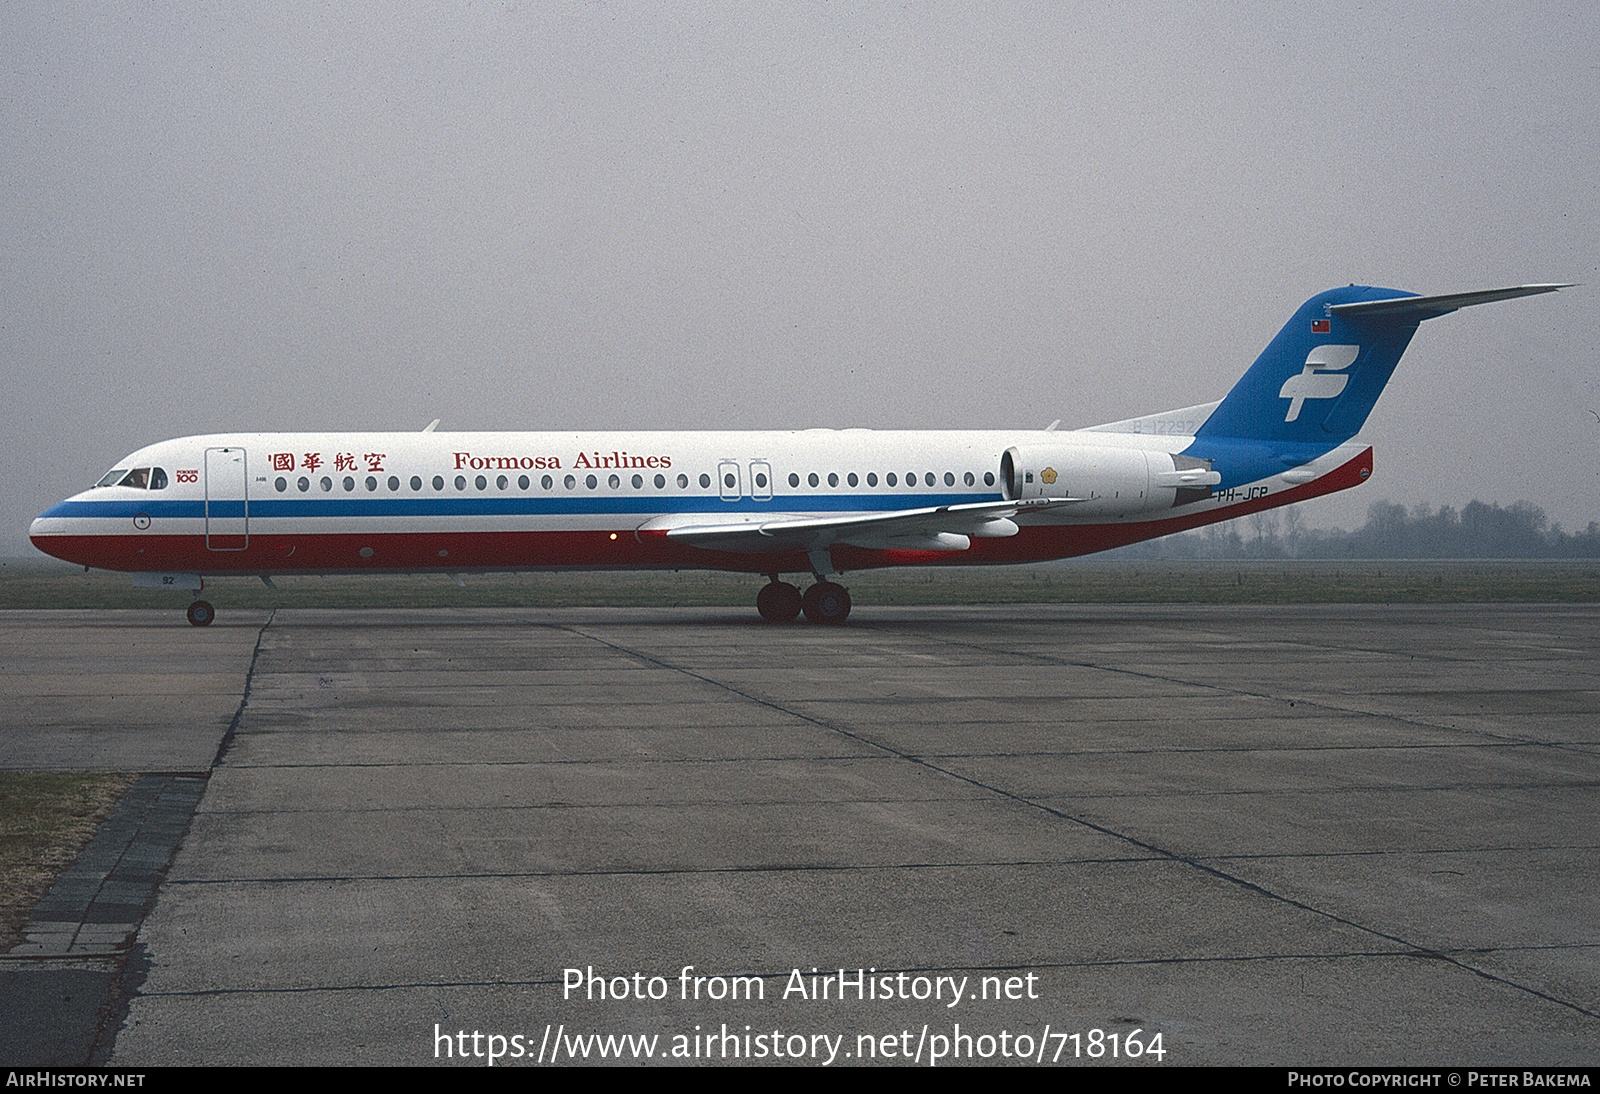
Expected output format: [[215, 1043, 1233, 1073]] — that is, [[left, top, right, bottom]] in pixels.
[[30, 283, 1567, 626]]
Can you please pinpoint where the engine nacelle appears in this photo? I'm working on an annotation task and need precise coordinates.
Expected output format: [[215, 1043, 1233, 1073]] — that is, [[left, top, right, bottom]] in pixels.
[[1000, 444, 1220, 515]]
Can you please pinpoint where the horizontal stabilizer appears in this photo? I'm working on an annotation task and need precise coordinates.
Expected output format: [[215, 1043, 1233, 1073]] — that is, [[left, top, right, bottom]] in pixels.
[[1329, 283, 1571, 322]]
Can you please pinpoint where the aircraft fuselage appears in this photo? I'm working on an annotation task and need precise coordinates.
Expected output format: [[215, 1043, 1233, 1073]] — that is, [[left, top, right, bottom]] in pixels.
[[29, 282, 1566, 624]]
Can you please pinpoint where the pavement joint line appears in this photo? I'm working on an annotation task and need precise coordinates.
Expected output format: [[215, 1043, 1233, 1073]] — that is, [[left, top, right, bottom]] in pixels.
[[159, 857, 1176, 884], [210, 608, 276, 769], [210, 739, 1600, 769], [183, 785, 1600, 814], [219, 753, 894, 768], [560, 620, 1600, 1024], [880, 623, 1600, 760], [1201, 843, 1600, 860], [1018, 780, 1600, 798], [142, 843, 1600, 884]]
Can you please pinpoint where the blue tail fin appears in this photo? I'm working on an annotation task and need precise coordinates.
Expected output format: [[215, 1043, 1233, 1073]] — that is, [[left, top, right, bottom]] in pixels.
[[1196, 285, 1422, 445], [1186, 283, 1567, 488], [1196, 283, 1568, 445]]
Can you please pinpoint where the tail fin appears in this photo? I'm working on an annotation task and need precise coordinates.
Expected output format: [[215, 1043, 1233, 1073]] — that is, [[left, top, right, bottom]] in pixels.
[[1195, 283, 1568, 445]]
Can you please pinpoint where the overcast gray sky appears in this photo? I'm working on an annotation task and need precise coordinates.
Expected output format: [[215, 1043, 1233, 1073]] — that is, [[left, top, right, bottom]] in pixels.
[[4, 2, 1596, 555]]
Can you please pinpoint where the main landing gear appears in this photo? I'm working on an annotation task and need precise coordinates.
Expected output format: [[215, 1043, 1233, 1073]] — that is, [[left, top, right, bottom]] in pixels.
[[186, 599, 215, 627], [757, 575, 851, 624], [756, 579, 802, 623]]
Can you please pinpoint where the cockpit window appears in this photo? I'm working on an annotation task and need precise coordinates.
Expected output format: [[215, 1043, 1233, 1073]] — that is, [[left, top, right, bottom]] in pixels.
[[99, 467, 166, 489]]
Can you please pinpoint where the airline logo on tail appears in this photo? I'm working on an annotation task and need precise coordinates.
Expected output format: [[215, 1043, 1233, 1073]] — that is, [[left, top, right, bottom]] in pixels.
[[1279, 344, 1359, 422]]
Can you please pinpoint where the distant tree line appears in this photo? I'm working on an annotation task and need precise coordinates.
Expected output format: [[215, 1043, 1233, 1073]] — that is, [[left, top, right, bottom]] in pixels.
[[1108, 500, 1600, 560]]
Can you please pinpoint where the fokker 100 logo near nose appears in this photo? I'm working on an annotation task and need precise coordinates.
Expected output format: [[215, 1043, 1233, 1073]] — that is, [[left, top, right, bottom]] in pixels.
[[1279, 344, 1359, 422]]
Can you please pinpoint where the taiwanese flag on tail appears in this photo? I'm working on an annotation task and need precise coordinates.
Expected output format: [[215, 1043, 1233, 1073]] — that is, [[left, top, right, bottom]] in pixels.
[[1311, 318, 1330, 333]]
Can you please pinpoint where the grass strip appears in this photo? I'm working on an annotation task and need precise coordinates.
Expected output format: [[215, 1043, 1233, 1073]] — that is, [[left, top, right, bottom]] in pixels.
[[0, 773, 136, 951]]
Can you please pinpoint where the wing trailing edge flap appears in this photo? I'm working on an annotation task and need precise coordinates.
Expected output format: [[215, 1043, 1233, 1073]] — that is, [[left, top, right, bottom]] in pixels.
[[648, 498, 1072, 554]]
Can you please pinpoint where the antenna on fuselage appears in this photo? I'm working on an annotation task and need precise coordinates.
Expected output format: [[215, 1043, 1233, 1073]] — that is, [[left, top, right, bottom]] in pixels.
[[423, 419, 440, 432]]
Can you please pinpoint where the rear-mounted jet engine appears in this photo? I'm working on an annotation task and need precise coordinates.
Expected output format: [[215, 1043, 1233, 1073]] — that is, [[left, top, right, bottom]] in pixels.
[[1000, 445, 1221, 514]]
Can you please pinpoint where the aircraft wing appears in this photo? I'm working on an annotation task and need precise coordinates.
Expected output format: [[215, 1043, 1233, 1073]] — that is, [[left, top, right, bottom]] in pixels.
[[649, 497, 1073, 554]]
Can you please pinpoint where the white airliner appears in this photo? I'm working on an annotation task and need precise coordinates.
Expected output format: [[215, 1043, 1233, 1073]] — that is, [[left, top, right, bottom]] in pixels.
[[30, 283, 1567, 626]]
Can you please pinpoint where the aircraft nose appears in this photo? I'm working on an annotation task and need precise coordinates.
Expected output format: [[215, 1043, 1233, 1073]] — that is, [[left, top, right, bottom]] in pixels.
[[30, 514, 54, 553], [29, 504, 78, 564]]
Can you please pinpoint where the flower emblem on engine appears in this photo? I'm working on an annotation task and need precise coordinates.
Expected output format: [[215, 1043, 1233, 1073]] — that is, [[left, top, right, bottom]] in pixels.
[[1040, 468, 1057, 485]]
